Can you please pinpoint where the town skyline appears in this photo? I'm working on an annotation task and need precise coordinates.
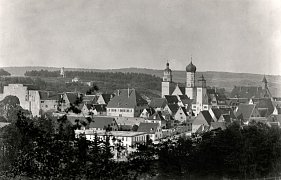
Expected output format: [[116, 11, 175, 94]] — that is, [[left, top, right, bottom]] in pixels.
[[0, 0, 281, 75]]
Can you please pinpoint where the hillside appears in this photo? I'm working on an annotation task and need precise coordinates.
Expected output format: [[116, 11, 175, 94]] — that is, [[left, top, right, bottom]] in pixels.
[[2, 66, 281, 97]]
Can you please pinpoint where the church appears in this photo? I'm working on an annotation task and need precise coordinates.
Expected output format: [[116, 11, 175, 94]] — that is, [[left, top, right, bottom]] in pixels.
[[161, 61, 211, 115]]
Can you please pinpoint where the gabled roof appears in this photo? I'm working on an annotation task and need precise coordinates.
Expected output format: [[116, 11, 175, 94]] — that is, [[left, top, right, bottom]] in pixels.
[[93, 104, 106, 112], [88, 117, 117, 129], [230, 86, 268, 99], [144, 108, 156, 117], [39, 91, 59, 100], [178, 86, 186, 95], [100, 94, 112, 104], [137, 122, 159, 134], [212, 107, 236, 120], [178, 95, 192, 105], [210, 122, 226, 130], [201, 111, 214, 125], [211, 108, 222, 120], [165, 95, 178, 104], [235, 104, 256, 120], [83, 95, 98, 104], [148, 111, 165, 121], [167, 104, 179, 115], [65, 92, 79, 104], [107, 89, 147, 108], [149, 98, 167, 109], [221, 114, 231, 123], [85, 104, 94, 110], [255, 98, 274, 117]]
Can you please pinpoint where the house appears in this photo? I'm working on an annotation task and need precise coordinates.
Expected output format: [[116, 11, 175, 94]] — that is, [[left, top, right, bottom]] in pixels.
[[137, 122, 162, 142], [140, 108, 156, 119], [164, 104, 188, 123], [60, 92, 82, 111], [107, 89, 148, 117], [209, 107, 236, 123], [192, 110, 214, 133], [235, 104, 260, 123], [164, 95, 178, 105], [148, 98, 167, 112], [86, 116, 118, 131], [92, 104, 107, 116], [75, 130, 147, 159], [145, 111, 167, 128], [39, 91, 59, 114], [97, 94, 112, 105], [81, 103, 94, 115], [82, 95, 98, 104]]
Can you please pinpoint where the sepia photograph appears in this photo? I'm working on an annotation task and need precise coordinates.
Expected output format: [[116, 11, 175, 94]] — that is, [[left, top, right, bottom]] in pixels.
[[0, 0, 281, 179]]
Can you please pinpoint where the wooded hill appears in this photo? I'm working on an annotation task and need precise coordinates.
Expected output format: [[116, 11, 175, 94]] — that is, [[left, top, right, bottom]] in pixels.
[[2, 66, 281, 97]]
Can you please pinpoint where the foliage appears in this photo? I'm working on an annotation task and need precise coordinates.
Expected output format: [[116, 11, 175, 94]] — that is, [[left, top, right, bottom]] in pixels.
[[0, 111, 156, 179], [0, 69, 11, 76]]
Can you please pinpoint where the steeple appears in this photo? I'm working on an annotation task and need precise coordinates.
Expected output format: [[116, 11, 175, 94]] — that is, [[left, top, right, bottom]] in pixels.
[[163, 61, 172, 82], [262, 75, 268, 89], [198, 74, 206, 88]]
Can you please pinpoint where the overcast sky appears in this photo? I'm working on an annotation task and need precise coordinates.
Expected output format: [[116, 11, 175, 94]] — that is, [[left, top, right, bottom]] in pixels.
[[0, 0, 280, 75]]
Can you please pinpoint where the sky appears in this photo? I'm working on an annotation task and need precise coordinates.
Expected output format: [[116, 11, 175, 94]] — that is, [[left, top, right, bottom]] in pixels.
[[0, 0, 280, 75]]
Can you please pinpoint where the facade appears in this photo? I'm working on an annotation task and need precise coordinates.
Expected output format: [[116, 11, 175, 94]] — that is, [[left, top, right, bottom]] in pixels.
[[107, 89, 148, 117], [137, 122, 162, 142], [75, 130, 147, 158]]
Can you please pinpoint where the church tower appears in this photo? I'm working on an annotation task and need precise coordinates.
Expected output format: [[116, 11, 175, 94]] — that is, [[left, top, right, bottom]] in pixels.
[[161, 63, 173, 97], [196, 74, 207, 108], [60, 67, 65, 78], [185, 60, 196, 100]]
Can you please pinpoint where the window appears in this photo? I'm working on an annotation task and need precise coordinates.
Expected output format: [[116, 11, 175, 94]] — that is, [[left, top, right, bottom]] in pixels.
[[45, 105, 48, 108]]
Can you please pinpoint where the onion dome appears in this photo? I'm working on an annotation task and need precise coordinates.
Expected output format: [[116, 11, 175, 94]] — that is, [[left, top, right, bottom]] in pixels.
[[186, 61, 196, 72], [164, 62, 172, 73]]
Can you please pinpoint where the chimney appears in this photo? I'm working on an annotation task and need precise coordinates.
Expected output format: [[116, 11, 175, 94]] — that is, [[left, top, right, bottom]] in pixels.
[[128, 88, 130, 98], [117, 90, 120, 96]]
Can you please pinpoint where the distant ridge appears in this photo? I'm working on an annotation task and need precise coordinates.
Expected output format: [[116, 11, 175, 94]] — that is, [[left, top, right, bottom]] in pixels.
[[2, 66, 281, 97]]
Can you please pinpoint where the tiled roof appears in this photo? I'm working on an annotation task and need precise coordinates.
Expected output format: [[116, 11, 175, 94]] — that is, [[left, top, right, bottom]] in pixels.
[[201, 110, 214, 125], [88, 117, 117, 129], [66, 92, 79, 104], [210, 122, 226, 130], [93, 104, 106, 112], [230, 86, 268, 99], [149, 98, 167, 109], [107, 89, 147, 108], [165, 95, 178, 104], [137, 122, 159, 134], [39, 91, 59, 100], [179, 86, 186, 95], [211, 108, 222, 120], [221, 114, 231, 123], [256, 98, 274, 117], [114, 117, 145, 126], [148, 111, 165, 121], [167, 104, 179, 115], [83, 95, 98, 104], [101, 94, 112, 104], [235, 104, 256, 120], [144, 108, 156, 117]]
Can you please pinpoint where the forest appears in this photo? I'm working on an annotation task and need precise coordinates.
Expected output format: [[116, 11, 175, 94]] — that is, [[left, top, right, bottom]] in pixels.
[[1, 70, 162, 98], [24, 70, 162, 98], [0, 69, 11, 76]]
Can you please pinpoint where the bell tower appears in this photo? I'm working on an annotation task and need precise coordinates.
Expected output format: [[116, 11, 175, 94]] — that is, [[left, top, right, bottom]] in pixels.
[[185, 59, 196, 100], [161, 62, 173, 97]]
